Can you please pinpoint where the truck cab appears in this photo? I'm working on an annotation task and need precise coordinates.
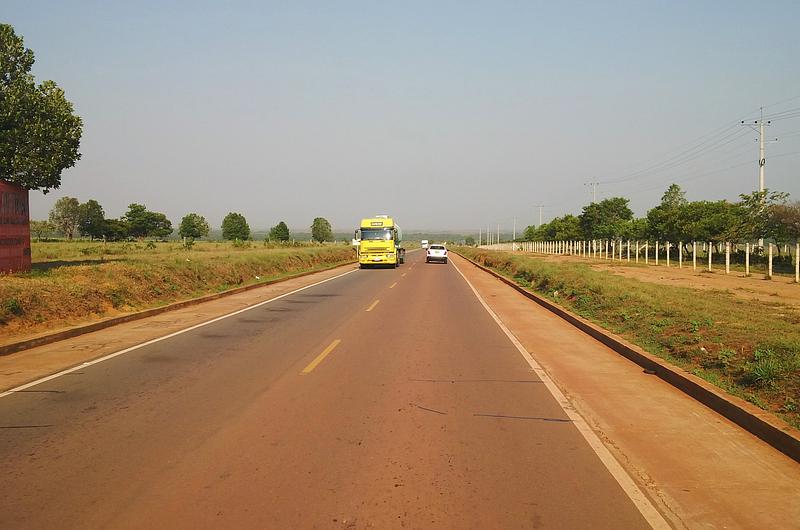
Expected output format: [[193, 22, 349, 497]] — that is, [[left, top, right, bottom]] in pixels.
[[355, 215, 405, 268]]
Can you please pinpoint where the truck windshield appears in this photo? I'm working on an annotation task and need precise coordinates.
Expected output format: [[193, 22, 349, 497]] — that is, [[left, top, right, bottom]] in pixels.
[[361, 228, 394, 241]]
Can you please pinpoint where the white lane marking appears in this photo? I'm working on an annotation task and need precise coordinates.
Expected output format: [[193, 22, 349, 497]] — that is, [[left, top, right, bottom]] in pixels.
[[450, 259, 669, 529], [0, 268, 360, 399]]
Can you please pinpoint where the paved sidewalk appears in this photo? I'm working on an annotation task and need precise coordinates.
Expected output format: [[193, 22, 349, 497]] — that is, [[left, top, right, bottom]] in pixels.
[[452, 253, 800, 529]]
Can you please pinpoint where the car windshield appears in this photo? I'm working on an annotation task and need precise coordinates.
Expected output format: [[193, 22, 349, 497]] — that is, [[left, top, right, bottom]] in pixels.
[[361, 228, 393, 241], [430, 245, 445, 250]]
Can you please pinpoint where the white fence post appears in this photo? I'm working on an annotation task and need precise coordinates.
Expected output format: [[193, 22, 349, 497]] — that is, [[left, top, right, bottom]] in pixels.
[[627, 240, 631, 262], [708, 242, 712, 271], [746, 243, 750, 276], [693, 241, 697, 271], [655, 240, 659, 266], [768, 243, 773, 279], [635, 241, 640, 263], [725, 242, 730, 274], [666, 242, 670, 267], [795, 243, 799, 283], [645, 241, 649, 264], [679, 242, 683, 268]]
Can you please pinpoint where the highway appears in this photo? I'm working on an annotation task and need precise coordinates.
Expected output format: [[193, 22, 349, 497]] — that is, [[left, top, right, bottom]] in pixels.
[[0, 250, 656, 528]]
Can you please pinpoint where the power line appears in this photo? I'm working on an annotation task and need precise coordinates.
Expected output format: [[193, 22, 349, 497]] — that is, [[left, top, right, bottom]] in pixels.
[[763, 94, 800, 109], [623, 149, 800, 196], [599, 127, 752, 185]]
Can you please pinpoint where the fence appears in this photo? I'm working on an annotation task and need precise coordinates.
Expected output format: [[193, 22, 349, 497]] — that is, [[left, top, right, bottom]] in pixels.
[[478, 240, 800, 283]]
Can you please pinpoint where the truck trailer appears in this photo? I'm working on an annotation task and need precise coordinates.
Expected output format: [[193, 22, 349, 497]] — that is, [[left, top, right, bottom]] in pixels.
[[354, 215, 405, 268]]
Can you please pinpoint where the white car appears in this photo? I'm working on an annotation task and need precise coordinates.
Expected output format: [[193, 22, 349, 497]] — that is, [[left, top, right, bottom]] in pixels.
[[426, 244, 448, 264]]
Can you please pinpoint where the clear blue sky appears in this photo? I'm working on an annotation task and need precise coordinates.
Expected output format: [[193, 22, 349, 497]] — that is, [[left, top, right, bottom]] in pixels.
[[5, 1, 800, 232]]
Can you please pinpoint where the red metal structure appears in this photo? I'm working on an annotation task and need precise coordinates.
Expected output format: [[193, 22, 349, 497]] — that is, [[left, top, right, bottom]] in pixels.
[[0, 180, 32, 273]]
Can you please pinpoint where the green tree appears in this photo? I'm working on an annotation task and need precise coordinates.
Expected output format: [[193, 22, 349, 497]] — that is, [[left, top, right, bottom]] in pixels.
[[733, 190, 789, 242], [768, 201, 800, 246], [540, 214, 583, 240], [29, 219, 55, 241], [122, 203, 150, 238], [579, 197, 634, 239], [675, 200, 740, 243], [122, 203, 173, 239], [268, 221, 290, 242], [0, 24, 82, 192], [178, 213, 210, 239], [465, 235, 476, 246], [48, 196, 80, 239], [311, 217, 333, 242], [77, 199, 105, 239], [618, 218, 648, 240], [222, 212, 250, 240], [522, 225, 540, 241], [148, 212, 173, 239], [646, 184, 688, 241], [100, 218, 129, 241]]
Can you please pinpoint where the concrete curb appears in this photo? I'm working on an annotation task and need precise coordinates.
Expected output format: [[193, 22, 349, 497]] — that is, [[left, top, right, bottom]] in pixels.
[[456, 251, 800, 464], [0, 260, 357, 357]]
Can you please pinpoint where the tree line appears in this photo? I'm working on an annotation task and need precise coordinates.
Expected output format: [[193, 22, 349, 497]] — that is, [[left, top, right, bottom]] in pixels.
[[523, 185, 800, 250], [33, 196, 337, 244]]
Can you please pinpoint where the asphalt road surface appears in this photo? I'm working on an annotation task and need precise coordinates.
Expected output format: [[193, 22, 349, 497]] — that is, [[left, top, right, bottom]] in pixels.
[[0, 251, 656, 529]]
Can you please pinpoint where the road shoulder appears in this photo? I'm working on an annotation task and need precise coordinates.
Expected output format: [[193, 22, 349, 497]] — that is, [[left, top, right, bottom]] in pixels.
[[451, 253, 800, 529]]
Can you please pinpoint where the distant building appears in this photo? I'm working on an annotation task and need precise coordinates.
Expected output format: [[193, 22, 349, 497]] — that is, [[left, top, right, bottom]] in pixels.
[[0, 180, 32, 273]]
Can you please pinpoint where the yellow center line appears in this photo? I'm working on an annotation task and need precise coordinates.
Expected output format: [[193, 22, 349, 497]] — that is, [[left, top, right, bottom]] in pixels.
[[366, 299, 380, 311], [300, 339, 341, 374], [389, 282, 398, 289]]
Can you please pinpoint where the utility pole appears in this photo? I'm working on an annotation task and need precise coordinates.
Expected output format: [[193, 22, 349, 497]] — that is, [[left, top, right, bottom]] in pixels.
[[497, 223, 500, 244], [741, 107, 777, 193], [533, 205, 546, 227], [742, 107, 778, 247], [512, 217, 516, 242], [478, 228, 481, 246], [584, 180, 598, 203]]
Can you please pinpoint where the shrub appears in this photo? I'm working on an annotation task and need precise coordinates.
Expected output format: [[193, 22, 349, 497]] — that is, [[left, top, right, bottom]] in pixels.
[[745, 348, 783, 388], [3, 298, 24, 316]]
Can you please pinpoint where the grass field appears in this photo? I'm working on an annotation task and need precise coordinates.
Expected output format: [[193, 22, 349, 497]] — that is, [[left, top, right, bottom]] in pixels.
[[1, 240, 356, 342], [457, 247, 800, 429]]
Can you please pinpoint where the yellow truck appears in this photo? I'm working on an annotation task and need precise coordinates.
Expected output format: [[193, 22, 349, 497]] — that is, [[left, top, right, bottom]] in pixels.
[[354, 215, 405, 268]]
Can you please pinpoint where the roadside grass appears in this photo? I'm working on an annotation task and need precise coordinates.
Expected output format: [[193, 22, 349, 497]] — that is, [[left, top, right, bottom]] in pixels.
[[1, 241, 356, 342], [457, 247, 800, 429]]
